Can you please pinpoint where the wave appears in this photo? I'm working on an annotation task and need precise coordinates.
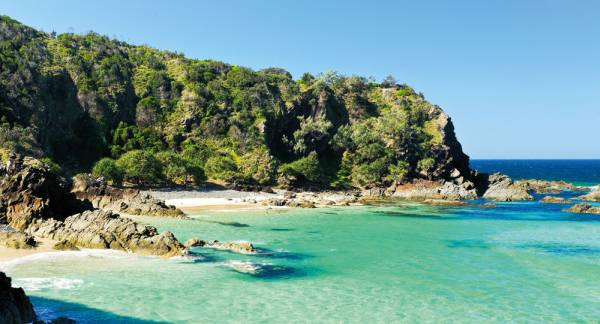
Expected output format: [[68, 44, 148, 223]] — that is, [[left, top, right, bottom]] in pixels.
[[0, 249, 130, 270], [13, 277, 84, 291]]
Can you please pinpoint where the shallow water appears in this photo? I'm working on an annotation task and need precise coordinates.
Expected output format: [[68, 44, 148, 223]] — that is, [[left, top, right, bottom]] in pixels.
[[3, 193, 600, 323]]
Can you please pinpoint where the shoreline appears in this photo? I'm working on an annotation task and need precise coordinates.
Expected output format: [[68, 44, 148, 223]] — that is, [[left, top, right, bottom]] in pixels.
[[0, 237, 58, 262]]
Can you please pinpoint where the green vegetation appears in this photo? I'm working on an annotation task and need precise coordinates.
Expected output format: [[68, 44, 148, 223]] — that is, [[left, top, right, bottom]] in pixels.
[[0, 16, 468, 189]]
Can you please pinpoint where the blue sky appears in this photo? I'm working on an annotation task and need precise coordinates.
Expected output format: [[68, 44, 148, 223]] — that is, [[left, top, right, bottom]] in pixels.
[[1, 0, 598, 158]]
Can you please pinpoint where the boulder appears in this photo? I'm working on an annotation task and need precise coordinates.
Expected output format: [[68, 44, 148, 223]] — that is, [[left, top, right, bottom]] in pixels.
[[206, 240, 257, 254], [389, 179, 477, 200], [481, 173, 533, 201], [0, 154, 87, 231], [184, 238, 206, 248], [71, 174, 185, 218], [579, 187, 600, 202], [26, 210, 186, 257], [0, 271, 36, 323], [0, 226, 36, 249], [540, 196, 573, 204], [565, 203, 600, 215], [53, 240, 79, 251]]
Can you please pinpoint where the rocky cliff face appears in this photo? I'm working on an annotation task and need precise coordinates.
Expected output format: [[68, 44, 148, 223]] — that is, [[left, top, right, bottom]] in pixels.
[[0, 272, 36, 324]]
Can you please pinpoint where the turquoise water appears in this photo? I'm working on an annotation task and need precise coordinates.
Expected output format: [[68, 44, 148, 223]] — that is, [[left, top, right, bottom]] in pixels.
[[3, 160, 600, 322], [3, 195, 600, 323]]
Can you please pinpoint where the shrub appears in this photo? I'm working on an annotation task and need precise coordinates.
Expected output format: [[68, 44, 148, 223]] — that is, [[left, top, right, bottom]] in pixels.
[[116, 150, 162, 186], [386, 161, 410, 183], [204, 154, 239, 183], [40, 157, 63, 175], [238, 147, 277, 185], [417, 157, 435, 174], [155, 151, 205, 185], [92, 158, 123, 185], [278, 151, 323, 184]]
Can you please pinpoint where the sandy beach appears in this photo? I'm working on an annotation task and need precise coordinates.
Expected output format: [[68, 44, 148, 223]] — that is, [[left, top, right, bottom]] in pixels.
[[0, 237, 58, 262]]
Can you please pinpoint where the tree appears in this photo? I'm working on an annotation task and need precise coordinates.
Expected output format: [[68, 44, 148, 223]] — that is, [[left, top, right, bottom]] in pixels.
[[278, 151, 323, 185], [155, 151, 205, 185], [382, 75, 397, 88], [92, 158, 124, 185], [116, 150, 162, 186], [204, 154, 239, 183]]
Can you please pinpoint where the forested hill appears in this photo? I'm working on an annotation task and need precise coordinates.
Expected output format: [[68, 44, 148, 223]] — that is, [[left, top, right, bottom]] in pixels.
[[0, 15, 471, 189]]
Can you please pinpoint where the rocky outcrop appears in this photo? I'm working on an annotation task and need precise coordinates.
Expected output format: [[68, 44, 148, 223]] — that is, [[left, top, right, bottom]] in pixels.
[[53, 240, 79, 251], [205, 240, 257, 254], [71, 175, 185, 218], [0, 226, 36, 249], [0, 272, 36, 324], [261, 190, 359, 208], [540, 196, 573, 204], [25, 210, 185, 257], [565, 203, 600, 215], [479, 173, 533, 201], [387, 179, 478, 200], [515, 179, 581, 194], [0, 155, 187, 257], [580, 187, 600, 202], [0, 154, 87, 231]]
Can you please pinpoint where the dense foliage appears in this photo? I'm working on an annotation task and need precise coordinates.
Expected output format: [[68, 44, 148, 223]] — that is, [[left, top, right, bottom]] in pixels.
[[0, 16, 468, 188]]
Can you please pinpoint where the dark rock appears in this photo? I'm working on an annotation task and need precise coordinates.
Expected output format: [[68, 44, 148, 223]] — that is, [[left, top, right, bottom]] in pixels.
[[0, 271, 36, 323]]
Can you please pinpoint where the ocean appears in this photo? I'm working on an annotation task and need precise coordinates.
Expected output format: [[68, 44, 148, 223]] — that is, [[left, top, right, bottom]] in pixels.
[[2, 160, 600, 323]]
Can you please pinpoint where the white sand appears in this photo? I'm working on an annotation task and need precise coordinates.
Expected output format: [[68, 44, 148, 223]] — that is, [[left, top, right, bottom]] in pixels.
[[0, 237, 58, 262]]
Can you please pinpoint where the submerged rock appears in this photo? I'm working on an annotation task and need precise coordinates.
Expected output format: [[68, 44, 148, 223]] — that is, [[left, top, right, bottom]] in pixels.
[[71, 174, 185, 218], [0, 271, 36, 323], [26, 210, 186, 257], [540, 196, 573, 204], [422, 199, 469, 206], [565, 203, 600, 215], [481, 173, 533, 202]]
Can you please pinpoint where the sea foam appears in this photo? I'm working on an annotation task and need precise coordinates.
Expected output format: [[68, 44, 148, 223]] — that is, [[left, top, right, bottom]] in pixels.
[[13, 277, 84, 291]]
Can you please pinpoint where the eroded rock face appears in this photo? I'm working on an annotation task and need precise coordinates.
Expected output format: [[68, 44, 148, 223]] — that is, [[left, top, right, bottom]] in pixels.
[[480, 173, 533, 202], [0, 154, 87, 231], [580, 187, 600, 202], [71, 175, 185, 218], [0, 272, 36, 323], [26, 210, 185, 257]]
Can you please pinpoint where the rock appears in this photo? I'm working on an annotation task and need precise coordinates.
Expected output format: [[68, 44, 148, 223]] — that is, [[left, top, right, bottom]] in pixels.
[[0, 155, 88, 231], [53, 240, 79, 251], [0, 271, 37, 323], [579, 187, 600, 202], [565, 203, 600, 215], [45, 317, 77, 324], [422, 199, 469, 206], [262, 198, 288, 207], [71, 174, 186, 218], [481, 173, 533, 201], [0, 226, 36, 249], [184, 238, 206, 248], [515, 179, 581, 194], [540, 196, 573, 204], [26, 210, 186, 257], [389, 179, 477, 200], [206, 240, 257, 254], [480, 203, 496, 208]]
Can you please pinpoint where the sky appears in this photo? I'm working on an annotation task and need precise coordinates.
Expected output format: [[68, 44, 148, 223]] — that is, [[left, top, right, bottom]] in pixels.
[[1, 0, 598, 159]]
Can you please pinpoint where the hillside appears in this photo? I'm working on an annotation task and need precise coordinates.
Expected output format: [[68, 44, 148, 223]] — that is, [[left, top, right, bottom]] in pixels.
[[0, 15, 471, 189]]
